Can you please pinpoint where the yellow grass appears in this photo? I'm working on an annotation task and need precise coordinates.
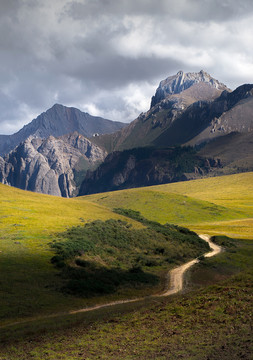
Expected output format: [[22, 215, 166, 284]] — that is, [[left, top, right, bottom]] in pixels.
[[85, 172, 253, 238]]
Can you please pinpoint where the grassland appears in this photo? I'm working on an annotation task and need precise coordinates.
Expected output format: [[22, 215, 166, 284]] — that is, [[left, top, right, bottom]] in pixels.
[[85, 172, 253, 238], [0, 173, 252, 359], [0, 184, 145, 325]]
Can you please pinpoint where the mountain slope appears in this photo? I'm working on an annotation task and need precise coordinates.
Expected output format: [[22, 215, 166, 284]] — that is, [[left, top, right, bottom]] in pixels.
[[151, 84, 253, 148], [0, 104, 126, 156], [93, 72, 253, 152], [198, 130, 253, 174], [79, 146, 222, 195], [0, 132, 107, 197], [92, 70, 232, 151]]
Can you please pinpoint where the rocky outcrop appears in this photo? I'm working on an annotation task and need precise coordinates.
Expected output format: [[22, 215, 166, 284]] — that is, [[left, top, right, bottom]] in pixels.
[[0, 132, 107, 197], [150, 70, 230, 108], [0, 104, 126, 156]]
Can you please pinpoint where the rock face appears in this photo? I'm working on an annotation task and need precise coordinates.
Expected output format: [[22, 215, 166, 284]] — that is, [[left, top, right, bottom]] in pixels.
[[0, 132, 107, 197], [79, 147, 222, 195], [0, 104, 126, 156], [150, 70, 230, 108]]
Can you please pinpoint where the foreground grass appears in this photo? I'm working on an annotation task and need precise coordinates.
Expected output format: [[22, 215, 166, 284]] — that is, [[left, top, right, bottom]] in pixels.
[[0, 237, 252, 360]]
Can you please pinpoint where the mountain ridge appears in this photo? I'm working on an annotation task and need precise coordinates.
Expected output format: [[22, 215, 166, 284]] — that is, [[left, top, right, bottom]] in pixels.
[[1, 70, 252, 197], [0, 104, 126, 156], [92, 74, 253, 152]]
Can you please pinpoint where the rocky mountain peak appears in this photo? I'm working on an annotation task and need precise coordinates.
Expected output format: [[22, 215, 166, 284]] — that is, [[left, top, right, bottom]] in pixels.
[[151, 70, 230, 108]]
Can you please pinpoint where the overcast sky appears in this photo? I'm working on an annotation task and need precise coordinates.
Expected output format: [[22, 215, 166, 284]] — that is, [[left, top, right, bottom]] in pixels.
[[0, 0, 253, 134]]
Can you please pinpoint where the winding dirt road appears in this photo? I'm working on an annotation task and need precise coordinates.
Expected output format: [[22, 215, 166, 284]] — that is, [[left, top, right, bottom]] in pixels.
[[70, 234, 222, 314], [159, 234, 221, 297], [0, 234, 221, 328]]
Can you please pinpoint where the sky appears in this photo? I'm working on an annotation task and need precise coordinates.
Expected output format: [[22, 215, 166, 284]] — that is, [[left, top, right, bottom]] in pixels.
[[0, 0, 253, 134]]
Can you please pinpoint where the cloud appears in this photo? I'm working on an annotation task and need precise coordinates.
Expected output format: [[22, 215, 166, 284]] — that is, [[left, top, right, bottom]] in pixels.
[[0, 0, 253, 134]]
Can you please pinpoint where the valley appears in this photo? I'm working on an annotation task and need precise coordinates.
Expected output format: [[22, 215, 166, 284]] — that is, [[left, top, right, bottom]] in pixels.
[[0, 173, 252, 359], [0, 70, 252, 359]]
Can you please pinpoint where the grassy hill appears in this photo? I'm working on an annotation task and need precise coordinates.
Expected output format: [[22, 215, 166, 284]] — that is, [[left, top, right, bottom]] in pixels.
[[0, 173, 252, 359], [85, 172, 253, 238], [0, 182, 209, 326]]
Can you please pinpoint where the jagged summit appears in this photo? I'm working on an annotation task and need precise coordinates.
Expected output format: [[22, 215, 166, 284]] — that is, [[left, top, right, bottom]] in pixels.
[[150, 70, 230, 108]]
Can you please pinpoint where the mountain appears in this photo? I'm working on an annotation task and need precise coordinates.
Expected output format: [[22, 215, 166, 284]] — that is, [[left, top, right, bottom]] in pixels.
[[80, 71, 253, 195], [0, 132, 107, 197], [1, 71, 252, 197], [150, 70, 229, 107], [93, 71, 252, 152], [79, 146, 222, 195], [0, 104, 126, 156]]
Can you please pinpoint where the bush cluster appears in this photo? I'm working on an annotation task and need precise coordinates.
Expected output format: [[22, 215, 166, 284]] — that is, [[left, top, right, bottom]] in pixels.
[[50, 212, 209, 297]]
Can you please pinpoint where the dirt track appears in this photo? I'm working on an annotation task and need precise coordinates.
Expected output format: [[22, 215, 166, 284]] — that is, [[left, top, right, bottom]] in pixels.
[[70, 234, 222, 313], [159, 234, 221, 296]]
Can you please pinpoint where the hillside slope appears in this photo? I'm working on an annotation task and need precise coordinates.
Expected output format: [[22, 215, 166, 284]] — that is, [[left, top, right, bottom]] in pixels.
[[85, 172, 253, 238], [0, 182, 146, 326], [198, 131, 253, 174], [0, 173, 252, 359]]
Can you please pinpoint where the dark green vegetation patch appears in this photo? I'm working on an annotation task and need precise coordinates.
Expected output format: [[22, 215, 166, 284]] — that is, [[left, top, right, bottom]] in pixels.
[[50, 214, 209, 297]]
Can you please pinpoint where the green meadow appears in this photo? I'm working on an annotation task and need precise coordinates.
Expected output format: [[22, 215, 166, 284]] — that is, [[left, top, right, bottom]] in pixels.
[[86, 172, 253, 238], [0, 173, 252, 359]]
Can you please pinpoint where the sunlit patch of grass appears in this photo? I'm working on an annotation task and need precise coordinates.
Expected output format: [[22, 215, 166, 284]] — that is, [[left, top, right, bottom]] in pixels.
[[85, 189, 246, 224], [189, 218, 253, 239], [85, 172, 253, 237], [151, 172, 253, 215]]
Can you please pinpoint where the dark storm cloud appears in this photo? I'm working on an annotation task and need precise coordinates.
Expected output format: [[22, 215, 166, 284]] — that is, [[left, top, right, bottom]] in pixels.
[[0, 0, 253, 134]]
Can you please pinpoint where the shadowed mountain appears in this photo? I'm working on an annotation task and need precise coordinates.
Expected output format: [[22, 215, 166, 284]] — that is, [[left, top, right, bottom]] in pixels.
[[79, 146, 222, 195], [198, 130, 253, 175], [81, 72, 253, 195], [0, 104, 126, 156]]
